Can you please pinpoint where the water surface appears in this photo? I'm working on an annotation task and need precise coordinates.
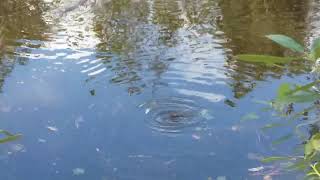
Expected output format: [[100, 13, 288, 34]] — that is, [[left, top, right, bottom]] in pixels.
[[0, 0, 318, 179]]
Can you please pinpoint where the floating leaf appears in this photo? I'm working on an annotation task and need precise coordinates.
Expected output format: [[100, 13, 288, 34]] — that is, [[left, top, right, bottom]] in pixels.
[[236, 54, 297, 65], [261, 156, 291, 163], [266, 34, 304, 53], [0, 130, 22, 144], [311, 38, 320, 60]]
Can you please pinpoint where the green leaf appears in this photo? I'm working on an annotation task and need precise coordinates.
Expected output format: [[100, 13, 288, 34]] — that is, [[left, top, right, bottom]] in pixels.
[[261, 156, 291, 163], [287, 81, 320, 95], [311, 133, 320, 151], [276, 82, 320, 103], [283, 93, 320, 103], [0, 130, 22, 144], [236, 54, 297, 65], [277, 83, 291, 100], [311, 38, 320, 60], [266, 34, 304, 53]]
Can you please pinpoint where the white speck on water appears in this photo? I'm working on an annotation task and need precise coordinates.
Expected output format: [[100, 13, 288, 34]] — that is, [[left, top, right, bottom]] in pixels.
[[192, 134, 201, 140], [38, 138, 47, 143], [73, 168, 85, 176], [214, 31, 225, 36], [248, 166, 264, 172], [47, 126, 58, 132], [145, 108, 151, 114], [231, 125, 241, 132]]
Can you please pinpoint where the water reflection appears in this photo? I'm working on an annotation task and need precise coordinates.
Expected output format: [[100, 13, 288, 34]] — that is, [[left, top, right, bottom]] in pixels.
[[0, 0, 48, 92], [0, 0, 318, 179], [219, 0, 311, 98]]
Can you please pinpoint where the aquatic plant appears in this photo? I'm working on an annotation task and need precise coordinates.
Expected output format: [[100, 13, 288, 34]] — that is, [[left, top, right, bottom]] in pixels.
[[236, 35, 320, 179], [236, 34, 320, 65]]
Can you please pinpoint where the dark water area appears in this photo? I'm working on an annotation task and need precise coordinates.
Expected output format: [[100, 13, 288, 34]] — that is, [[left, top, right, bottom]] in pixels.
[[0, 0, 319, 179]]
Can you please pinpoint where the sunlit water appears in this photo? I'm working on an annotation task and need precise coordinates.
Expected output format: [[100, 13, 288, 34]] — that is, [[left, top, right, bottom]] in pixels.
[[0, 0, 317, 179]]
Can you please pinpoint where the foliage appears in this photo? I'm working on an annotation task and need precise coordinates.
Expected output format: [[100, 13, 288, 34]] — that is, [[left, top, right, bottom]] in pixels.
[[236, 34, 320, 65], [237, 34, 320, 179]]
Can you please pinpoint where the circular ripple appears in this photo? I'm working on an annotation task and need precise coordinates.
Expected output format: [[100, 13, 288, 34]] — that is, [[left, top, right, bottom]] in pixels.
[[140, 97, 212, 133]]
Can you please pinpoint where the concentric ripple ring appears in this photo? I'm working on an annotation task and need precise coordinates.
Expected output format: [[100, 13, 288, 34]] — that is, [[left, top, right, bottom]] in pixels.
[[140, 97, 213, 133]]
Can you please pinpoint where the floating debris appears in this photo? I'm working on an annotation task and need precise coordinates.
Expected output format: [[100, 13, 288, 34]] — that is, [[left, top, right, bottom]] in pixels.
[[47, 126, 58, 132], [214, 31, 225, 36], [248, 166, 264, 172], [231, 125, 241, 132], [73, 168, 85, 176], [224, 99, 236, 107], [192, 134, 201, 140]]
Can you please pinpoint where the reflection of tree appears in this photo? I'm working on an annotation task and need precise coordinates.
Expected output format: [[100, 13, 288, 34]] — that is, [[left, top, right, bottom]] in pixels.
[[93, 0, 312, 98], [218, 0, 310, 98], [93, 0, 185, 94], [0, 0, 48, 92]]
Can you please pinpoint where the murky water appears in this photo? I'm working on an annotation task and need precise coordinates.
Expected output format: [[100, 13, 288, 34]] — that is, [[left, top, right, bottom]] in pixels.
[[0, 0, 318, 179]]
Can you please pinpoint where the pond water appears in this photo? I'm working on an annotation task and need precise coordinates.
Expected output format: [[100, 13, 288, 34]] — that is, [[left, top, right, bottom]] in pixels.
[[0, 0, 319, 179]]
